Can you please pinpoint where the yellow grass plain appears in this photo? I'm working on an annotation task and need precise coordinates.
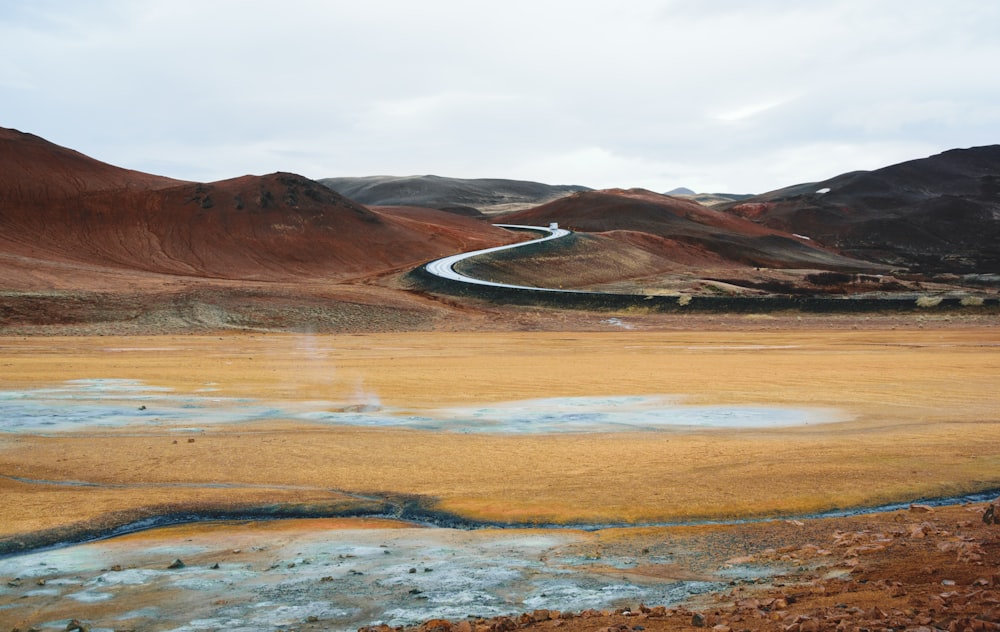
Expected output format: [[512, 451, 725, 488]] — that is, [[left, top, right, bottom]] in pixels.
[[1, 326, 999, 542]]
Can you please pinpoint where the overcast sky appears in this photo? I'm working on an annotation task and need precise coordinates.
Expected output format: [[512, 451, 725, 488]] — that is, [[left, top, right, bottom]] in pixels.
[[2, 1, 998, 193]]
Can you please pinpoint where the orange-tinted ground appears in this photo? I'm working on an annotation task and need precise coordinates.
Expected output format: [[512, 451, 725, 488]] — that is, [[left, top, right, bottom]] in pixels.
[[1, 326, 998, 540], [379, 501, 1000, 632], [1, 324, 999, 631]]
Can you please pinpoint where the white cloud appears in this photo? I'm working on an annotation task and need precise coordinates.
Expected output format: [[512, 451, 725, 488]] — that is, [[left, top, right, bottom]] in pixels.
[[714, 97, 799, 124], [1, 0, 998, 193]]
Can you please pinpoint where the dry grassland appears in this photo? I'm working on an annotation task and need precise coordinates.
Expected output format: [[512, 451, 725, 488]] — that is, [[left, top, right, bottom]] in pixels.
[[1, 327, 998, 540]]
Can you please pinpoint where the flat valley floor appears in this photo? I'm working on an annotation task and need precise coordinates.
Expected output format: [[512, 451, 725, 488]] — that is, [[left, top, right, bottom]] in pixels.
[[1, 323, 999, 630]]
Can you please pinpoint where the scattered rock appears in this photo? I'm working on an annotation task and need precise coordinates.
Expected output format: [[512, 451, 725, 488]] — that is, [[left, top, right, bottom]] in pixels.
[[531, 610, 551, 622], [983, 500, 1000, 524], [65, 621, 89, 632], [167, 559, 185, 569], [910, 503, 935, 513], [490, 617, 517, 632], [909, 523, 931, 538], [798, 619, 820, 632]]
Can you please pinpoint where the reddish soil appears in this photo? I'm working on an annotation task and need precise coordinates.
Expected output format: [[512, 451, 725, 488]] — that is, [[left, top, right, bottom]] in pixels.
[[3, 128, 995, 331], [373, 502, 1000, 632], [0, 127, 517, 288], [505, 188, 772, 236], [499, 189, 875, 271], [3, 129, 1000, 632], [0, 127, 183, 196]]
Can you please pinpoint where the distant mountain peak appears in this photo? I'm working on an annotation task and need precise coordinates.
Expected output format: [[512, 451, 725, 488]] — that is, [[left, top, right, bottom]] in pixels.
[[665, 186, 696, 195], [319, 175, 590, 213]]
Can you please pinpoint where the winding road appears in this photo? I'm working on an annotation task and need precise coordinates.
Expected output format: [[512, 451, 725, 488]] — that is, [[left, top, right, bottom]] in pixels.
[[424, 223, 579, 292], [420, 223, 999, 312]]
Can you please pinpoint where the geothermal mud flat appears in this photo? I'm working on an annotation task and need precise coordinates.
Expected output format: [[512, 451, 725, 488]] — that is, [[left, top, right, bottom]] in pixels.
[[1, 326, 999, 630], [0, 519, 728, 630]]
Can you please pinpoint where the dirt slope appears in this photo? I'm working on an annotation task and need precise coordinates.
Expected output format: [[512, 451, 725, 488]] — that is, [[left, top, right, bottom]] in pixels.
[[501, 188, 877, 271], [0, 127, 517, 286], [0, 127, 183, 197]]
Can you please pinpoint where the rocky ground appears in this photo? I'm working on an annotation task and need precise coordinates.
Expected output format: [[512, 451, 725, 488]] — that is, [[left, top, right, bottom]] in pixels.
[[4, 127, 1000, 632], [6, 500, 1000, 632], [362, 502, 1000, 632], [1, 322, 998, 632]]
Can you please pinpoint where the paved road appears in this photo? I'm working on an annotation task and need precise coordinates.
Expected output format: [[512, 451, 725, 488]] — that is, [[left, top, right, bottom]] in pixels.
[[424, 223, 580, 292], [422, 225, 1000, 313]]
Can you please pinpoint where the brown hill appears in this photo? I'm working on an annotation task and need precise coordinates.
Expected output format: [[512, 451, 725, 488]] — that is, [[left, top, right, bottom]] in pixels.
[[0, 127, 183, 197], [0, 127, 516, 287], [723, 145, 1000, 273], [501, 188, 875, 271]]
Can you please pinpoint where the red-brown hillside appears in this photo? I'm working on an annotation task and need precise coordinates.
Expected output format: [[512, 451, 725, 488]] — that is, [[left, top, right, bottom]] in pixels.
[[0, 127, 516, 284], [505, 188, 770, 235], [502, 188, 875, 270], [0, 127, 182, 197]]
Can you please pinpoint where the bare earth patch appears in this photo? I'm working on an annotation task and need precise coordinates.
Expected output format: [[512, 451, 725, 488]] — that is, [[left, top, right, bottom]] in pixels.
[[1, 325, 999, 630]]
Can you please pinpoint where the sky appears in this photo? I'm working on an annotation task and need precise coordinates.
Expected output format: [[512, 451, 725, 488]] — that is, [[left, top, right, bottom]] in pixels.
[[2, 0, 998, 194]]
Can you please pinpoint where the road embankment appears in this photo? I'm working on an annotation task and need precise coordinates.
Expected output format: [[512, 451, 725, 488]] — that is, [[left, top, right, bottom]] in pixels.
[[412, 225, 1000, 313]]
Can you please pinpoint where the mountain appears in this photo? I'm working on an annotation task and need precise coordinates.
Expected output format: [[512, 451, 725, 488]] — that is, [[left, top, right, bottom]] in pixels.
[[0, 127, 517, 287], [499, 188, 874, 271], [3, 126, 995, 332], [0, 128, 183, 197], [723, 146, 1000, 273], [319, 175, 589, 213]]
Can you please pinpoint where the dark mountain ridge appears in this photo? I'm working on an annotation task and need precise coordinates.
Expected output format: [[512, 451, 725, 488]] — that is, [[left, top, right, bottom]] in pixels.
[[724, 145, 1000, 273]]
